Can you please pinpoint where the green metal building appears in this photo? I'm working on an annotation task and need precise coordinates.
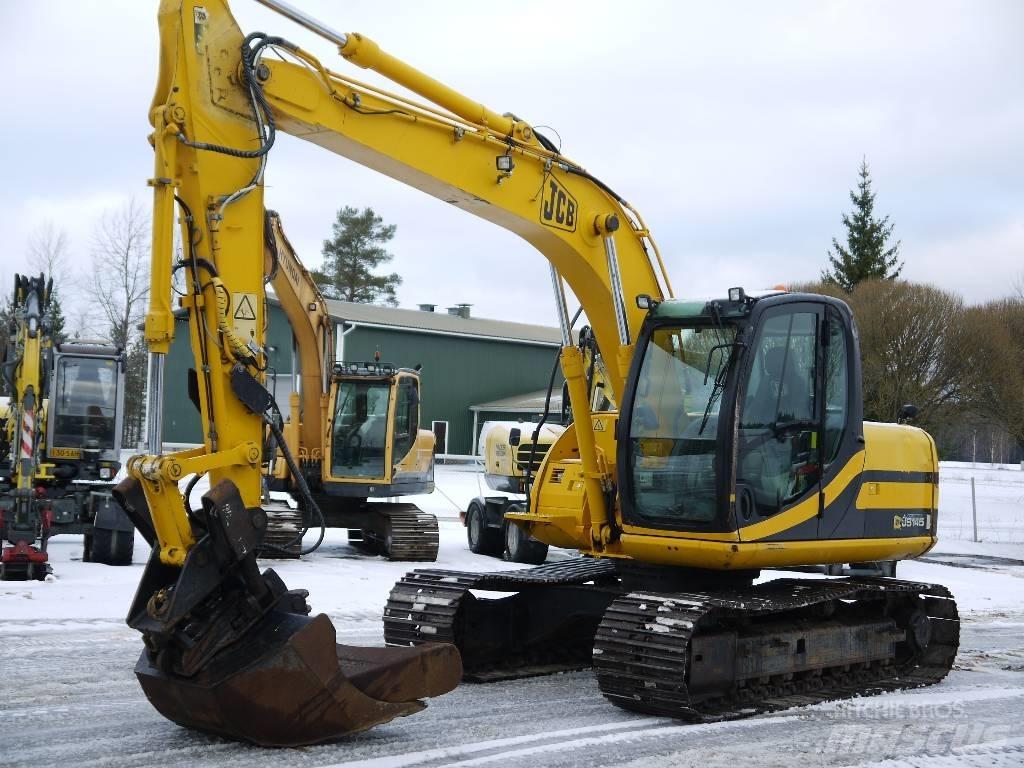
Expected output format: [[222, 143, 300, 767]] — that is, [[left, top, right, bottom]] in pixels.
[[161, 299, 562, 455]]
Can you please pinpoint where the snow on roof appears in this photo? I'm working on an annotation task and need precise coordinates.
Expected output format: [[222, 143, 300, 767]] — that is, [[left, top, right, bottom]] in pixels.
[[470, 389, 563, 413]]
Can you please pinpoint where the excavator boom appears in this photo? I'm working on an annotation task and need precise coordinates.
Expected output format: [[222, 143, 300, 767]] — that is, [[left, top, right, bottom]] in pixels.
[[264, 210, 333, 461]]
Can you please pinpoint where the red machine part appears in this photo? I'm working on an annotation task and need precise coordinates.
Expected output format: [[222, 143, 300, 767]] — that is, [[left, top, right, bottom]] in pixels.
[[2, 540, 49, 564]]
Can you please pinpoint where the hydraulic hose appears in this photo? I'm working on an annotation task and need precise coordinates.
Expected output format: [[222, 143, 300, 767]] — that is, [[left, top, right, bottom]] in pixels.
[[524, 307, 583, 512], [263, 415, 326, 556]]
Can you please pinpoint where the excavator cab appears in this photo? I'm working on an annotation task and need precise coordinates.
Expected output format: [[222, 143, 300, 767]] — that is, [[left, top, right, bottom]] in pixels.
[[1, 276, 132, 578], [47, 344, 124, 474], [325, 363, 432, 491], [619, 289, 868, 542]]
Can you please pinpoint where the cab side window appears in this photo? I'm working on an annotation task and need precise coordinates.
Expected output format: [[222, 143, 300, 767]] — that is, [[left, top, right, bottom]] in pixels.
[[392, 377, 419, 463], [823, 307, 848, 466], [736, 311, 820, 517]]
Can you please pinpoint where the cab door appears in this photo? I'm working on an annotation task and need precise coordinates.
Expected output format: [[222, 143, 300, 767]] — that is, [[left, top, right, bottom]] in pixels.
[[390, 374, 420, 470], [814, 304, 864, 540], [735, 304, 824, 541], [735, 301, 864, 542]]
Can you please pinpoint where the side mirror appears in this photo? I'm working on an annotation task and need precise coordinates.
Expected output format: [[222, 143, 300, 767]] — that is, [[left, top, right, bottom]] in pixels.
[[898, 403, 919, 424], [508, 428, 521, 447]]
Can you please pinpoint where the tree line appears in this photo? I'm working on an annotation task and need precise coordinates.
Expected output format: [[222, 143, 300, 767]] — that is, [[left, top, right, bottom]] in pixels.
[[806, 159, 1023, 463], [310, 178, 1024, 464]]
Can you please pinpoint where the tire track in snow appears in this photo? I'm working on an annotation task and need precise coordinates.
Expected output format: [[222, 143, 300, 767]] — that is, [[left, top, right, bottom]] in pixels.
[[864, 737, 1024, 768], [317, 719, 669, 768], [321, 716, 808, 768]]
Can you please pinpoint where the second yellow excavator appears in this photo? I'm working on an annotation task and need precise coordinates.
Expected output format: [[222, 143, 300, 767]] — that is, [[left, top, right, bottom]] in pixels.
[[259, 212, 439, 560], [113, 0, 958, 747]]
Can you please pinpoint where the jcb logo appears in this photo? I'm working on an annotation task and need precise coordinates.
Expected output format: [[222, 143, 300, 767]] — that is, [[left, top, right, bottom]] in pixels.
[[540, 176, 578, 232]]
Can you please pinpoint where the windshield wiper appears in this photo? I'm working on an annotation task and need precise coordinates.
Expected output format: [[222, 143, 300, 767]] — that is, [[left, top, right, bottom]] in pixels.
[[698, 343, 735, 436]]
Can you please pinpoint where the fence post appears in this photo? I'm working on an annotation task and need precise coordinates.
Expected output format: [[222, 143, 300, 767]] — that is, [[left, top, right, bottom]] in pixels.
[[971, 477, 978, 543]]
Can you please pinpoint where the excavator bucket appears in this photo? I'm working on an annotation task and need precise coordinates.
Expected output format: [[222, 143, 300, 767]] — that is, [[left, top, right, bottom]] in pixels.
[[114, 477, 461, 746]]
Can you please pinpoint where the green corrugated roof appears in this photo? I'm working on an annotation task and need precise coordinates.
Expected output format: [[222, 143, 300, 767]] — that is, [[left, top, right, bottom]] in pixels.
[[324, 299, 561, 345]]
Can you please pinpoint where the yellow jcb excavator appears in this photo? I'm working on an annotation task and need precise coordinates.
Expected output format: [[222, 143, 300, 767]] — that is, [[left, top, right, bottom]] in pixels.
[[258, 211, 438, 560], [113, 0, 957, 746]]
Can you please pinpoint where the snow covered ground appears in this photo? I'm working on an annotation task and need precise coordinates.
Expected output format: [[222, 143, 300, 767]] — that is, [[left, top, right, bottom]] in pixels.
[[1, 462, 1022, 767], [936, 462, 1024, 544]]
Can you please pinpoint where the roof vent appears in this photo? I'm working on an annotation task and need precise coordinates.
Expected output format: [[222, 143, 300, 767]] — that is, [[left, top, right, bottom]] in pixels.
[[418, 303, 436, 312], [447, 303, 472, 319]]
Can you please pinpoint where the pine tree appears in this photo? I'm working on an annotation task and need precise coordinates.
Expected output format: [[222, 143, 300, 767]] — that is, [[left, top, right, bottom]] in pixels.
[[46, 287, 68, 346], [822, 159, 903, 292], [122, 335, 149, 447], [313, 206, 402, 306], [0, 293, 11, 397]]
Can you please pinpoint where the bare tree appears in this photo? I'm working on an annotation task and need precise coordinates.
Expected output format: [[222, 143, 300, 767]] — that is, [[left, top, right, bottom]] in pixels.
[[27, 220, 68, 272], [26, 220, 75, 342], [90, 199, 151, 445], [791, 279, 970, 433], [27, 221, 70, 275], [961, 298, 1024, 458], [90, 199, 150, 349]]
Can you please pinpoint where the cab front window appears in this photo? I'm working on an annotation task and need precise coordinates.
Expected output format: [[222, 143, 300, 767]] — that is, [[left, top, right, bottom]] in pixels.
[[330, 380, 391, 478], [52, 356, 119, 450], [627, 324, 737, 526]]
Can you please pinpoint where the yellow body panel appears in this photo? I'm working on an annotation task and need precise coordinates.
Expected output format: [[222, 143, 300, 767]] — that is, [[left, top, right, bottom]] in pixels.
[[514, 418, 940, 568], [610, 535, 935, 570]]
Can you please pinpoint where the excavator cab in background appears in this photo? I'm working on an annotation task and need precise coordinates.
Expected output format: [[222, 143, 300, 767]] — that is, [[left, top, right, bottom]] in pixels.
[[0, 275, 133, 579], [323, 361, 437, 559], [261, 212, 439, 560]]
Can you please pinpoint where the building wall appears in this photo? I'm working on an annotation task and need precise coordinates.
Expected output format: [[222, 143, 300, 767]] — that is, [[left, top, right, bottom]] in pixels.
[[341, 324, 559, 455], [161, 305, 559, 454], [162, 306, 295, 445]]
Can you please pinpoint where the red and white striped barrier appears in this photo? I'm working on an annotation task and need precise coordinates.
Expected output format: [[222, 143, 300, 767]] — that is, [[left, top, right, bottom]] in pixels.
[[20, 407, 35, 460]]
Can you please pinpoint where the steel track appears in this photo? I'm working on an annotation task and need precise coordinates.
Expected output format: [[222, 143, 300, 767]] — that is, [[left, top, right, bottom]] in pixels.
[[384, 560, 959, 719]]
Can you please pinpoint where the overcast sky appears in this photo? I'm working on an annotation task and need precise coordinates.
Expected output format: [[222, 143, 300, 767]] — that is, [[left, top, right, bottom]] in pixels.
[[1, 1, 1021, 331]]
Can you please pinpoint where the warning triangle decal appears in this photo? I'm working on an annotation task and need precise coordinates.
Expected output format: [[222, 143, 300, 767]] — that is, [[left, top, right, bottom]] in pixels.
[[234, 294, 257, 321]]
